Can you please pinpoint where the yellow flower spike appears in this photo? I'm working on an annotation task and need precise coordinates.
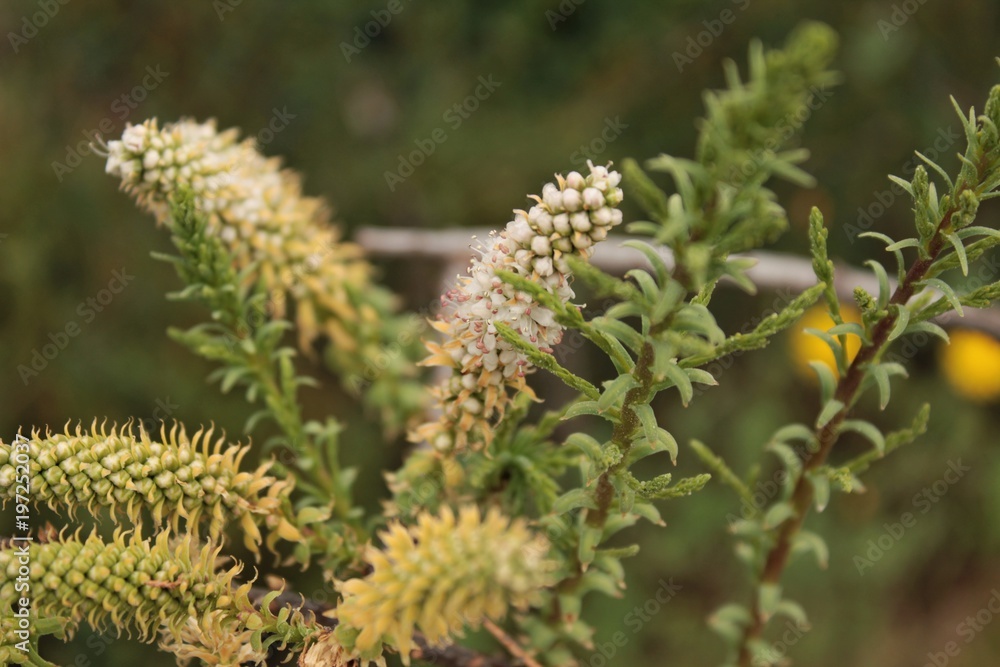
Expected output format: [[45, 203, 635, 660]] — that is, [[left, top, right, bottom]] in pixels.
[[335, 505, 554, 665], [0, 422, 293, 554], [939, 328, 1000, 401], [789, 303, 863, 380], [0, 530, 243, 643]]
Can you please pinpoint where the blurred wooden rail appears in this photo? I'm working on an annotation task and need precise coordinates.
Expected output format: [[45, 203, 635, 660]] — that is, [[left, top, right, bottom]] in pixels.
[[355, 226, 1000, 335]]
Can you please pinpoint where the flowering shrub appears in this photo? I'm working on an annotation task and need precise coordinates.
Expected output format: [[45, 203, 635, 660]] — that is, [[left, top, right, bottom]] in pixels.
[[5, 20, 1000, 667]]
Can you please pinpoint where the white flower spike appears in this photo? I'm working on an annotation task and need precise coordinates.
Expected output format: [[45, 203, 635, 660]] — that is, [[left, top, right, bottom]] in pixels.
[[414, 161, 623, 452]]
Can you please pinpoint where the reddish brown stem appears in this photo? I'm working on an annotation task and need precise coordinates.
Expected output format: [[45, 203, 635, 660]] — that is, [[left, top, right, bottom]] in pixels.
[[735, 188, 970, 665]]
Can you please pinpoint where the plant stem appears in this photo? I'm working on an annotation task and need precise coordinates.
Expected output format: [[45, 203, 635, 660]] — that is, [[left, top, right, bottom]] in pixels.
[[588, 335, 658, 528], [251, 355, 340, 501], [735, 185, 974, 665], [483, 618, 544, 667]]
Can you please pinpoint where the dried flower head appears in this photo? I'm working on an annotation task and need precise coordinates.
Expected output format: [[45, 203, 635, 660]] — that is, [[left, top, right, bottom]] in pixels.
[[335, 506, 552, 663], [158, 610, 268, 667], [299, 629, 372, 667], [414, 162, 623, 452], [0, 421, 294, 553]]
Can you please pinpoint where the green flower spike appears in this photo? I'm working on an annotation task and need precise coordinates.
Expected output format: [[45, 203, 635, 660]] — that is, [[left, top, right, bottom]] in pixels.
[[0, 421, 295, 553], [335, 505, 553, 664], [0, 530, 242, 641]]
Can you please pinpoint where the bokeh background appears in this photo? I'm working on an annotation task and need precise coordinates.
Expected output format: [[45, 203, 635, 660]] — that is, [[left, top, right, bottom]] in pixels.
[[3, 0, 1000, 665]]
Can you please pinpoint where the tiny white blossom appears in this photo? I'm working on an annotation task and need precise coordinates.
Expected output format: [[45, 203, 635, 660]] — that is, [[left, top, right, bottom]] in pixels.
[[414, 162, 625, 452], [103, 117, 383, 366]]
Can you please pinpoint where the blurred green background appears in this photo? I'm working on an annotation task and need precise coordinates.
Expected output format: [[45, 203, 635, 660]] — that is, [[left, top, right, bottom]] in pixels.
[[2, 0, 1000, 665]]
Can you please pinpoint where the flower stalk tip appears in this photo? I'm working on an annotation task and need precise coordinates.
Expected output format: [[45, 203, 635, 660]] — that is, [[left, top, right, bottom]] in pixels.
[[414, 162, 624, 452]]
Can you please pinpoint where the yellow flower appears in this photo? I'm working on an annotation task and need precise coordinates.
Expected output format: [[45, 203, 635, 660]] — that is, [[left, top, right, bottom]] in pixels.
[[789, 303, 862, 379], [939, 328, 1000, 402], [335, 506, 552, 663]]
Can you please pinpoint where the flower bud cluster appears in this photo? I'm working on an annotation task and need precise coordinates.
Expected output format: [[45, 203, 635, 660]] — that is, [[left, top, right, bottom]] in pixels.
[[0, 421, 292, 553], [335, 506, 552, 663], [414, 162, 623, 451], [0, 530, 241, 640]]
